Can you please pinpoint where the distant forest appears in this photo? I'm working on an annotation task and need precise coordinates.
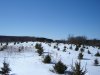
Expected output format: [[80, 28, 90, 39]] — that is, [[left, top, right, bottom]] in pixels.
[[0, 35, 100, 47]]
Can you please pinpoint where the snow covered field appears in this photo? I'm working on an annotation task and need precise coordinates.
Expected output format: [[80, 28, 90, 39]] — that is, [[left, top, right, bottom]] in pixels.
[[0, 42, 100, 75]]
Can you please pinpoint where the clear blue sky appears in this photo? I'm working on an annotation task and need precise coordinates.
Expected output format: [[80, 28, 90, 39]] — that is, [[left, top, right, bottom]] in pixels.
[[0, 0, 100, 39]]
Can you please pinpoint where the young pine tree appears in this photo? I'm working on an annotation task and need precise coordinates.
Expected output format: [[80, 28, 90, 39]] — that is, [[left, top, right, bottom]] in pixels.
[[78, 52, 83, 60], [71, 61, 87, 75], [43, 55, 51, 63], [94, 58, 99, 66], [0, 60, 11, 75], [35, 44, 44, 56], [69, 45, 73, 50], [75, 45, 79, 51], [80, 48, 84, 53], [95, 51, 100, 57], [53, 61, 67, 74], [87, 50, 91, 54]]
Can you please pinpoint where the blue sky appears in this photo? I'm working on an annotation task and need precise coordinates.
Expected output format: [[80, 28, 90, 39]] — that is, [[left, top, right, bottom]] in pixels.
[[0, 0, 100, 39]]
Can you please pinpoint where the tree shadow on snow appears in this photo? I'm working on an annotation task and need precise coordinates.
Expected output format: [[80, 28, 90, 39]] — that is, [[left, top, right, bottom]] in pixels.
[[50, 62, 56, 64], [94, 65, 100, 66], [43, 52, 49, 54], [65, 71, 73, 75], [82, 58, 91, 60]]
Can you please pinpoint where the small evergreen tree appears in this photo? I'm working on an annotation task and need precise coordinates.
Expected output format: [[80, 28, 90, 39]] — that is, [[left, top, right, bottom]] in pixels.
[[48, 44, 51, 47], [63, 46, 66, 52], [87, 50, 91, 54], [54, 45, 57, 49], [57, 48, 60, 51], [64, 46, 66, 49], [18, 48, 21, 52], [6, 42, 8, 46], [0, 48, 4, 51], [0, 60, 11, 75], [35, 43, 41, 50], [43, 55, 51, 63], [69, 45, 73, 50], [35, 44, 44, 56], [14, 42, 16, 45], [63, 48, 66, 52], [80, 48, 84, 53], [71, 61, 87, 75], [86, 47, 88, 49], [75, 45, 79, 51], [53, 61, 67, 74], [1, 43, 2, 46], [37, 48, 43, 56], [94, 58, 99, 66], [78, 52, 83, 60], [95, 51, 100, 57], [98, 47, 100, 49], [17, 42, 19, 44]]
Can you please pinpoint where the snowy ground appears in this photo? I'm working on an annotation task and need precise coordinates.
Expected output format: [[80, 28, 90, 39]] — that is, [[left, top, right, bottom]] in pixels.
[[0, 42, 100, 75]]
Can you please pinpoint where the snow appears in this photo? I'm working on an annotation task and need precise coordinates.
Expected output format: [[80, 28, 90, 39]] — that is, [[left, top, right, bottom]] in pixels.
[[0, 42, 100, 75]]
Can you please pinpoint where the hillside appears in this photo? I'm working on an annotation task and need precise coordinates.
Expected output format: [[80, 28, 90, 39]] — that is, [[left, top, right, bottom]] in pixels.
[[0, 42, 100, 75]]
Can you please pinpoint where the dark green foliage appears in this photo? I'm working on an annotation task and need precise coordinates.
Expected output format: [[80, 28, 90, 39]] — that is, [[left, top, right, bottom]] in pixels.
[[14, 42, 16, 45], [78, 53, 83, 60], [63, 48, 66, 52], [37, 48, 43, 56], [71, 61, 87, 75], [54, 46, 57, 49], [56, 43, 59, 46], [54, 61, 67, 74], [80, 48, 84, 53], [83, 45, 85, 48], [75, 45, 79, 51], [78, 44, 82, 48], [35, 43, 44, 56], [18, 46, 24, 52], [94, 58, 99, 66], [35, 43, 41, 50], [64, 46, 66, 49], [0, 48, 4, 51], [57, 48, 60, 51], [26, 41, 28, 43], [95, 51, 100, 57], [43, 55, 51, 63], [63, 46, 67, 52], [48, 44, 51, 47], [0, 60, 11, 75], [18, 48, 21, 52], [86, 47, 88, 49], [17, 42, 19, 44], [6, 42, 8, 46], [0, 45, 8, 51], [70, 45, 73, 50], [87, 50, 91, 54], [1, 43, 2, 46]]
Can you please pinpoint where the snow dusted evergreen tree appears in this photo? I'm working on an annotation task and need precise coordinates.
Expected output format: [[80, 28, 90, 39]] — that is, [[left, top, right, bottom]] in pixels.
[[53, 61, 67, 74], [0, 60, 11, 75], [35, 43, 44, 56], [94, 58, 99, 66], [71, 61, 87, 75], [87, 50, 91, 54], [95, 51, 100, 57], [43, 54, 51, 63], [78, 52, 83, 60]]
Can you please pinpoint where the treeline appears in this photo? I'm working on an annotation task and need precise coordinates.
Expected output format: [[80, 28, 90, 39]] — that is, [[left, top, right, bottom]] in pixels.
[[67, 36, 100, 47], [0, 35, 53, 43], [55, 36, 100, 47], [0, 35, 100, 47]]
